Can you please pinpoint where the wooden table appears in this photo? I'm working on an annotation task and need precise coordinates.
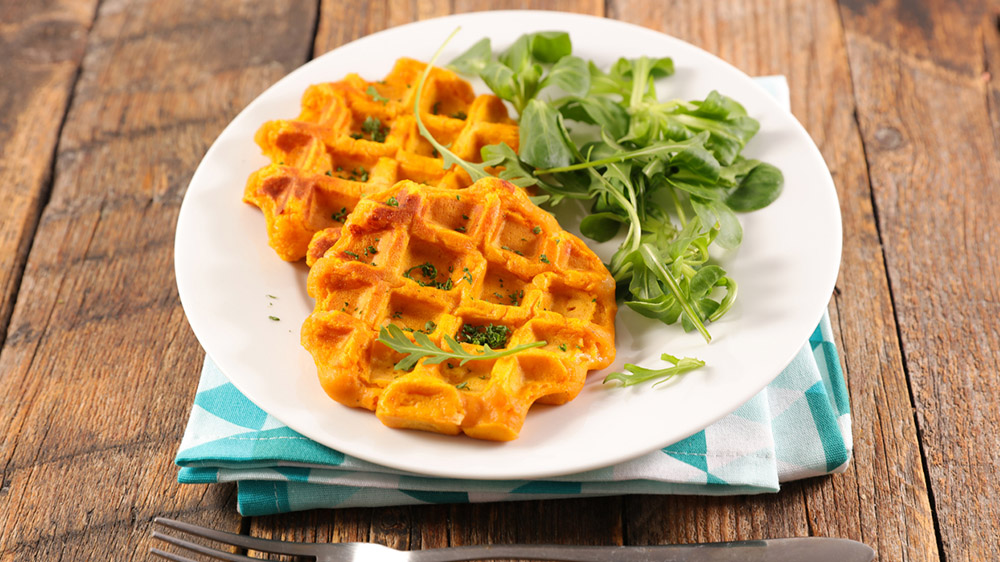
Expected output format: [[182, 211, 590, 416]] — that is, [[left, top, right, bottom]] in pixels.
[[2, 1, 997, 560]]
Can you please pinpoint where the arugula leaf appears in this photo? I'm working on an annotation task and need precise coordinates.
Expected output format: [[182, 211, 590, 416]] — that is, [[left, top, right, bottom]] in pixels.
[[413, 29, 492, 182], [604, 353, 705, 387], [378, 324, 545, 371]]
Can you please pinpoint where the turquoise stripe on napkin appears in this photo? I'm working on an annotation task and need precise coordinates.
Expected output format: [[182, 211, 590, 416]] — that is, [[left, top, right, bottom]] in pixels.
[[173, 76, 852, 515]]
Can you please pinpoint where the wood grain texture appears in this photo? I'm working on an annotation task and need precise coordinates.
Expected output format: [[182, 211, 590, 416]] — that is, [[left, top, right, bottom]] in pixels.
[[0, 0, 317, 559], [0, 0, 96, 348], [608, 1, 938, 560], [840, 1, 1000, 559]]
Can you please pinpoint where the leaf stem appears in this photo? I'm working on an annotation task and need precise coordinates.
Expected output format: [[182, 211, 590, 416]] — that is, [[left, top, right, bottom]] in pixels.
[[534, 141, 691, 174], [639, 244, 712, 343]]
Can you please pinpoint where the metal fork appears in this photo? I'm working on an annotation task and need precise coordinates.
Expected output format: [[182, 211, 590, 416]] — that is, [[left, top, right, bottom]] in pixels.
[[151, 516, 875, 562]]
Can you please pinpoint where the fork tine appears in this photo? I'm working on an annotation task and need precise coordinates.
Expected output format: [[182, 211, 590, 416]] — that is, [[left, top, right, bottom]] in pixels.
[[154, 517, 319, 557], [152, 531, 262, 562]]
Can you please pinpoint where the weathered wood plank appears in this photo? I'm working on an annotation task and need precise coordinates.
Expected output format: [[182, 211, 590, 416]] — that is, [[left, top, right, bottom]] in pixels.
[[609, 1, 937, 559], [839, 0, 1000, 559], [0, 0, 96, 347], [985, 10, 1000, 162], [0, 0, 317, 559]]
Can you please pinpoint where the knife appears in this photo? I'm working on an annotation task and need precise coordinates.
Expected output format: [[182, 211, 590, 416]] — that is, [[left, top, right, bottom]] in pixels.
[[411, 537, 874, 561]]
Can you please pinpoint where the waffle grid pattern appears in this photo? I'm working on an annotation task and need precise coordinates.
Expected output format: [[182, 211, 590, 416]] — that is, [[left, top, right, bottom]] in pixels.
[[242, 58, 519, 262], [301, 178, 617, 441]]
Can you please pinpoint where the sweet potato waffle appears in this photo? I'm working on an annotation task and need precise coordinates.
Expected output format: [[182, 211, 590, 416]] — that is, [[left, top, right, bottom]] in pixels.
[[301, 178, 617, 441], [243, 58, 519, 262]]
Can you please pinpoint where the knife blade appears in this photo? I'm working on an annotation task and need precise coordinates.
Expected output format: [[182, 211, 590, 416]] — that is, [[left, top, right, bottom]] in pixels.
[[419, 537, 875, 561]]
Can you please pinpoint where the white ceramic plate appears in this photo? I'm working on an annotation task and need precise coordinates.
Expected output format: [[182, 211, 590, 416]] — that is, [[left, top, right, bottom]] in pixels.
[[174, 11, 841, 480]]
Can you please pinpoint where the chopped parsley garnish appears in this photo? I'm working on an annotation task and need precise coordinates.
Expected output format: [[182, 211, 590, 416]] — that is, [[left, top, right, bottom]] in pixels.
[[540, 254, 550, 264], [365, 245, 378, 256], [424, 321, 437, 333], [268, 316, 280, 321], [362, 116, 388, 142], [455, 226, 466, 233], [458, 323, 511, 349], [451, 111, 467, 120], [558, 343, 567, 352], [386, 196, 399, 207], [366, 85, 389, 104], [343, 250, 360, 260], [532, 226, 542, 234], [461, 267, 473, 284], [325, 170, 333, 176], [432, 101, 441, 115], [403, 262, 453, 290], [332, 207, 348, 222], [462, 214, 470, 220], [508, 290, 524, 305], [392, 311, 403, 319], [340, 167, 369, 182], [350, 133, 363, 140], [455, 381, 469, 390], [266, 294, 277, 299], [501, 245, 524, 256]]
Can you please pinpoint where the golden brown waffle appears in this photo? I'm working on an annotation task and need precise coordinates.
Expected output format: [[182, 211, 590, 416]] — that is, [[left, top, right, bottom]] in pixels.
[[301, 178, 617, 441], [243, 58, 519, 262]]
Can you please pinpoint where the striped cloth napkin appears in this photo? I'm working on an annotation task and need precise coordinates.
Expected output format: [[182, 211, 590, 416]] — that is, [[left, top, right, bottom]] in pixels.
[[173, 77, 853, 515]]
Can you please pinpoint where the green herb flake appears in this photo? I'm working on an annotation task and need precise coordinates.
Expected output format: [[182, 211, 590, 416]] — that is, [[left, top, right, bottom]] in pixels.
[[451, 111, 467, 120], [540, 254, 550, 264], [362, 116, 388, 142], [343, 250, 360, 260], [558, 343, 567, 352], [386, 196, 399, 207], [532, 226, 542, 235], [366, 85, 389, 104], [332, 207, 348, 222], [455, 381, 469, 390], [268, 316, 280, 321]]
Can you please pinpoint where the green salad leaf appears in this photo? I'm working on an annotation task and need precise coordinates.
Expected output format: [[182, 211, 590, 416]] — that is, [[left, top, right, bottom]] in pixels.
[[378, 324, 545, 371]]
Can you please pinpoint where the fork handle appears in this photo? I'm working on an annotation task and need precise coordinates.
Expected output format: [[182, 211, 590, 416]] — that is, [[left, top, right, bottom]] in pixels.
[[412, 537, 874, 561]]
